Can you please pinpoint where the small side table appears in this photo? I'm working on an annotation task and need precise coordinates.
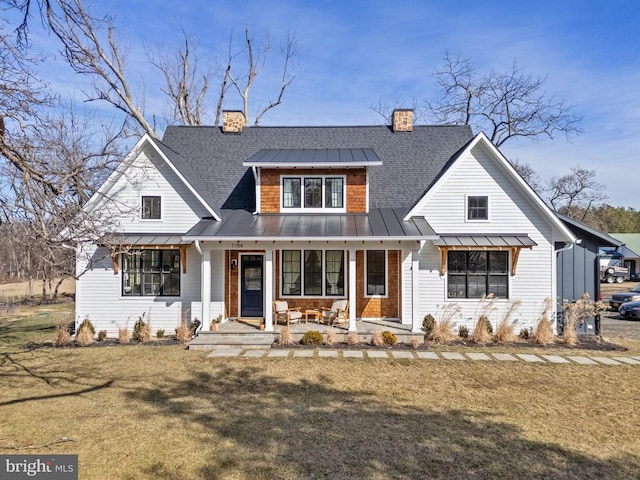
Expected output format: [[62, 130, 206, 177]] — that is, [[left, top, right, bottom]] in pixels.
[[304, 309, 320, 324]]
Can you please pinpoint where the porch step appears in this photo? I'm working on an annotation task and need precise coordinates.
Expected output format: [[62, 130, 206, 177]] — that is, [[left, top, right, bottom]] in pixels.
[[188, 332, 275, 351]]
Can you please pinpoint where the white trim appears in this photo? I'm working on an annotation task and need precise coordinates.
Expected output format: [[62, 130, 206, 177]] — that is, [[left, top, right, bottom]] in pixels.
[[280, 174, 347, 213], [254, 167, 261, 214], [364, 249, 388, 299], [465, 194, 490, 223], [403, 133, 576, 243], [279, 248, 347, 298], [365, 169, 370, 214], [244, 161, 382, 168], [139, 193, 164, 222]]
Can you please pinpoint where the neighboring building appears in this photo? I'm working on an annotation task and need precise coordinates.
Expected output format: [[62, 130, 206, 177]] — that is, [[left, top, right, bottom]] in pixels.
[[608, 233, 640, 279], [556, 214, 623, 303], [75, 110, 576, 336]]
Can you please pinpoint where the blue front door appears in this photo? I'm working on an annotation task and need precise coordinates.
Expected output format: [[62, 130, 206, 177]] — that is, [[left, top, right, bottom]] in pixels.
[[241, 255, 263, 317]]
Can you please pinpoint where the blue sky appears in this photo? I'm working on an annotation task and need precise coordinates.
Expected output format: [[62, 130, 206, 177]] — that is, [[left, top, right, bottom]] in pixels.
[[17, 0, 640, 208]]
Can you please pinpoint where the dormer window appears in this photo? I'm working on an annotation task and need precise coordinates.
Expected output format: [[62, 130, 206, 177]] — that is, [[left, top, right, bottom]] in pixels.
[[141, 195, 161, 220], [467, 195, 488, 221], [282, 176, 345, 212]]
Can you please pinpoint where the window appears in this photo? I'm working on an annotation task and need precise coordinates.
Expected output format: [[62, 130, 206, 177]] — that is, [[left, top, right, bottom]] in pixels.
[[447, 251, 508, 298], [281, 249, 344, 296], [122, 249, 180, 296], [141, 195, 161, 220], [282, 176, 345, 211], [366, 250, 386, 296], [467, 196, 488, 220]]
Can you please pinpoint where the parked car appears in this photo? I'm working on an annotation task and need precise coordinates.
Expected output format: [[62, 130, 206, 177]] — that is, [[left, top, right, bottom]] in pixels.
[[619, 300, 640, 319], [610, 285, 640, 310]]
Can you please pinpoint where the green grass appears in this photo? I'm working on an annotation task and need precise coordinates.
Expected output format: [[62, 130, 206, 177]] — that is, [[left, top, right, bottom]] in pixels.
[[1, 304, 640, 479]]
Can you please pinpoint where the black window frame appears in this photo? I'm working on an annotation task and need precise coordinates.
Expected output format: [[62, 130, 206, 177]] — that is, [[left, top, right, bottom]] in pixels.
[[122, 249, 181, 297], [281, 175, 345, 210], [467, 195, 488, 220], [447, 250, 509, 299], [141, 195, 162, 220], [281, 249, 345, 297], [366, 250, 386, 296]]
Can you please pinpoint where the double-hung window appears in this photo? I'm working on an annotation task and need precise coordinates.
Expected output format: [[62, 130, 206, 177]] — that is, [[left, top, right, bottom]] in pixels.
[[282, 176, 345, 211], [281, 249, 344, 296], [467, 195, 488, 221], [141, 195, 161, 220], [122, 249, 180, 296], [447, 251, 508, 298]]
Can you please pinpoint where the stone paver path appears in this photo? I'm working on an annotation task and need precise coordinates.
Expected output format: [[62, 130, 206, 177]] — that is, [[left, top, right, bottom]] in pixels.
[[205, 348, 640, 366]]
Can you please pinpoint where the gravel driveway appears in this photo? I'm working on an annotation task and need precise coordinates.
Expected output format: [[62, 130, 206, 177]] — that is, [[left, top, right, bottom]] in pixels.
[[600, 282, 640, 340]]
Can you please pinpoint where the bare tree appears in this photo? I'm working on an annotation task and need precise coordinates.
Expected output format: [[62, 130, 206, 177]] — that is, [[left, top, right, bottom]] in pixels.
[[508, 159, 541, 192], [369, 97, 423, 124], [545, 166, 607, 220], [429, 52, 583, 146], [148, 30, 213, 126], [8, 0, 157, 137], [225, 28, 298, 126]]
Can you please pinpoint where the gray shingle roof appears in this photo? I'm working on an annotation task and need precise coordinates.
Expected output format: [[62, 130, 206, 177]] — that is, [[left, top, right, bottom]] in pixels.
[[159, 125, 474, 214]]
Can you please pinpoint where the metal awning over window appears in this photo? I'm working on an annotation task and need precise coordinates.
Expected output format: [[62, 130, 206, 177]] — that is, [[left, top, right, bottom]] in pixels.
[[433, 234, 537, 275], [98, 234, 191, 275]]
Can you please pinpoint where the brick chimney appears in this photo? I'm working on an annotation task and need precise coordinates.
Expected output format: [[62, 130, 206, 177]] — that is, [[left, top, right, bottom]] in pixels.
[[222, 110, 245, 133], [392, 109, 413, 132]]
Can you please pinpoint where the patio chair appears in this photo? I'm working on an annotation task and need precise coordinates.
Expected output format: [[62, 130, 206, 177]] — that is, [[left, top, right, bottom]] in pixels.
[[272, 300, 303, 326], [321, 299, 349, 325]]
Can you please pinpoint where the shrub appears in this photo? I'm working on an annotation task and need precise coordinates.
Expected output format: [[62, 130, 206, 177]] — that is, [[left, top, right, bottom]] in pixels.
[[471, 316, 493, 344], [458, 325, 469, 339], [422, 314, 436, 338], [97, 330, 107, 341], [175, 320, 190, 344], [133, 315, 151, 342], [518, 328, 530, 340], [156, 329, 165, 339], [279, 326, 293, 345], [428, 319, 457, 344], [494, 320, 516, 343], [78, 318, 96, 335], [75, 326, 93, 346], [326, 327, 337, 346], [300, 330, 323, 346], [382, 330, 397, 346], [347, 331, 360, 346], [370, 329, 384, 346], [410, 337, 422, 349], [118, 327, 130, 344], [54, 318, 71, 347], [534, 317, 554, 345]]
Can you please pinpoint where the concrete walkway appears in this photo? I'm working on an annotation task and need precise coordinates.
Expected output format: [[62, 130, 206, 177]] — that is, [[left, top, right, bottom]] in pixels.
[[207, 348, 640, 365]]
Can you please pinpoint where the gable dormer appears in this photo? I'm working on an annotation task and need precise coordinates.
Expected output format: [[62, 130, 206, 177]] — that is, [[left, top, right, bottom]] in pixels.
[[243, 148, 382, 214]]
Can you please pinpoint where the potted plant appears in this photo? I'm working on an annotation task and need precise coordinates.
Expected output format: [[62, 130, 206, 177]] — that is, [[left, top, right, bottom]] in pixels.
[[210, 314, 223, 331]]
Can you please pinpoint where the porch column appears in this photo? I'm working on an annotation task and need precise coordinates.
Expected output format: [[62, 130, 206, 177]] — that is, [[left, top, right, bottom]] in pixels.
[[348, 248, 357, 332], [264, 249, 274, 332], [411, 249, 421, 333], [201, 248, 211, 328]]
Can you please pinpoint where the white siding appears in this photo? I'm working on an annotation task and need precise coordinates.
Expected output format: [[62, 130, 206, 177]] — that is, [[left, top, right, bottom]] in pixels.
[[412, 142, 557, 331], [76, 243, 203, 337], [102, 145, 209, 233], [76, 143, 216, 336]]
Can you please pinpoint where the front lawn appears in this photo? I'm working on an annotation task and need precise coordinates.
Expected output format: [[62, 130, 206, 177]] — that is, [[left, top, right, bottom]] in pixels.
[[1, 304, 639, 479]]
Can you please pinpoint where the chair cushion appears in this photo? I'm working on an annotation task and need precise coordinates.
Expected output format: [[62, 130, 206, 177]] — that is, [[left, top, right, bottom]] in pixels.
[[331, 300, 348, 312], [274, 301, 288, 312], [289, 311, 302, 320]]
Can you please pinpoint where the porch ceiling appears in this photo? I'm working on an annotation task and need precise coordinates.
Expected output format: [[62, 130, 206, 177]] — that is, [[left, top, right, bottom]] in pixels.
[[184, 208, 437, 241]]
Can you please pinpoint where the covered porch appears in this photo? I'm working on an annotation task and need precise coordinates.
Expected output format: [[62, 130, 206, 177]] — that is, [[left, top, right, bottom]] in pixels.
[[188, 317, 420, 350]]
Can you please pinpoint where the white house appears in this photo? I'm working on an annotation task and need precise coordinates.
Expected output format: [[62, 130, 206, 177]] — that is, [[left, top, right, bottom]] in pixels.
[[75, 110, 576, 337]]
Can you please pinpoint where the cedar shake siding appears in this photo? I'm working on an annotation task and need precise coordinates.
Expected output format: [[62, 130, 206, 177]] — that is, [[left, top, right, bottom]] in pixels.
[[260, 168, 367, 213]]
